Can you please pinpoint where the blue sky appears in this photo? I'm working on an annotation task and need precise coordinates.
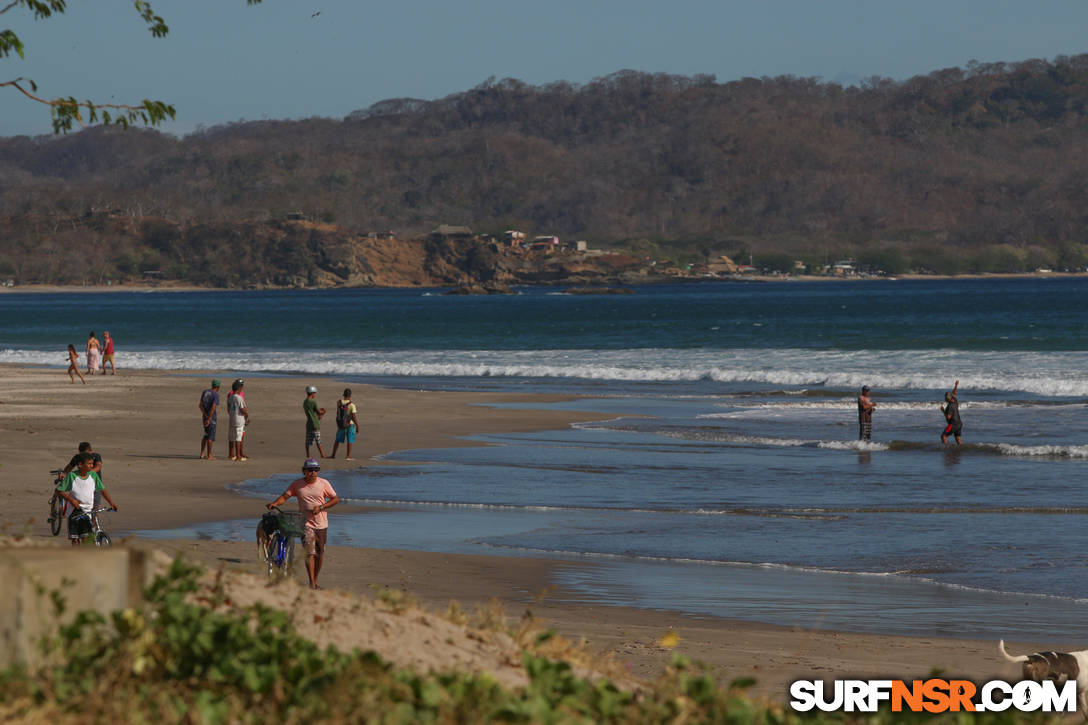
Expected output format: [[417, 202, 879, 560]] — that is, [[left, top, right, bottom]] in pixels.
[[2, 0, 1087, 137]]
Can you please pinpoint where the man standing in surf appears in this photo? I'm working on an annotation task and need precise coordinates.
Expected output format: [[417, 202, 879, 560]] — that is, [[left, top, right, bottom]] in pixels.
[[857, 385, 876, 441], [941, 380, 962, 445]]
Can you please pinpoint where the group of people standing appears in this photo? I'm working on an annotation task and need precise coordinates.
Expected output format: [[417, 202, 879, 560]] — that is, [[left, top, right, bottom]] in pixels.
[[199, 378, 250, 461], [196, 379, 353, 589], [66, 330, 116, 384], [856, 382, 963, 445], [303, 385, 360, 461]]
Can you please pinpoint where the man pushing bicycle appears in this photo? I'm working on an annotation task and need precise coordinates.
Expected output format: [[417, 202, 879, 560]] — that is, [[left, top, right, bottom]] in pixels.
[[266, 458, 338, 589]]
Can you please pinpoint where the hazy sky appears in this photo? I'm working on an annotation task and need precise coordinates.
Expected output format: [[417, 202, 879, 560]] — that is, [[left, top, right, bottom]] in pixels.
[[3, 0, 1087, 137]]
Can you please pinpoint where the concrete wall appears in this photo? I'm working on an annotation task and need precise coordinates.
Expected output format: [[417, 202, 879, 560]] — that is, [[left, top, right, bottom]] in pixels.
[[0, 546, 148, 669]]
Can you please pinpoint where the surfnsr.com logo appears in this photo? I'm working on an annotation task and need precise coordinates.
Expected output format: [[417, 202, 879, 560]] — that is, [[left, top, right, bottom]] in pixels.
[[790, 679, 1077, 713]]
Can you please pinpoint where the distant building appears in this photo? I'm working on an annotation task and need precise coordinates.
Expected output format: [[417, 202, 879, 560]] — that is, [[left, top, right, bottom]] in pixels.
[[285, 211, 305, 221], [832, 260, 857, 276], [503, 230, 526, 247], [431, 224, 474, 239]]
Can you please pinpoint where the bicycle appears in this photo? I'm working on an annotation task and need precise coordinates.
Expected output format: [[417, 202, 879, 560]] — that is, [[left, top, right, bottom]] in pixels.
[[46, 468, 66, 536], [69, 506, 116, 547], [259, 506, 304, 579]]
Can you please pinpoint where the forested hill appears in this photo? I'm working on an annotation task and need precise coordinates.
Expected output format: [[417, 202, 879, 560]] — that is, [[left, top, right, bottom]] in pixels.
[[3, 55, 1088, 280]]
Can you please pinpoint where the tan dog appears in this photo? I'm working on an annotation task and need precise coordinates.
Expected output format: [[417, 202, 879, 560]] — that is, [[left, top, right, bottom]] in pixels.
[[1000, 640, 1088, 717]]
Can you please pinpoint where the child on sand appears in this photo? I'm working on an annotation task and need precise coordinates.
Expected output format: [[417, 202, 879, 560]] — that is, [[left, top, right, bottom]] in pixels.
[[66, 344, 85, 384]]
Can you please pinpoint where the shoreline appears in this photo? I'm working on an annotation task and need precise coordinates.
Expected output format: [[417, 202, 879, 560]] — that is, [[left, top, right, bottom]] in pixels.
[[0, 364, 1048, 699], [0, 270, 1085, 294]]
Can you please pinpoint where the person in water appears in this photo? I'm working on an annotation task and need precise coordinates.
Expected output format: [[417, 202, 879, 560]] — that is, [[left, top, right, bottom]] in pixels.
[[857, 385, 876, 441], [941, 384, 962, 445]]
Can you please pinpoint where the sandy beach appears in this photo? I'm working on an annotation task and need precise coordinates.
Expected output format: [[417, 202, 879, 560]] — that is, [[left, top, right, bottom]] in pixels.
[[0, 364, 1047, 701]]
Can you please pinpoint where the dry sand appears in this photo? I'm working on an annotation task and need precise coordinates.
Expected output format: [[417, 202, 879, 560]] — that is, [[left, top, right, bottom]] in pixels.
[[0, 364, 1050, 701]]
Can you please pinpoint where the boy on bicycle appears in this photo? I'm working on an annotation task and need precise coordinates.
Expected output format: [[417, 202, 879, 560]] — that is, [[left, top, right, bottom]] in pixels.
[[55, 452, 119, 546]]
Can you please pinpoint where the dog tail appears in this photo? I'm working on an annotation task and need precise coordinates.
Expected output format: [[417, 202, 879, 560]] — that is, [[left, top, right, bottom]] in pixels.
[[999, 640, 1029, 663]]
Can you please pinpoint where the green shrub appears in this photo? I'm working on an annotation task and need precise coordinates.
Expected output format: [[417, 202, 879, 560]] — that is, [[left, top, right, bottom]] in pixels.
[[0, 558, 1067, 724]]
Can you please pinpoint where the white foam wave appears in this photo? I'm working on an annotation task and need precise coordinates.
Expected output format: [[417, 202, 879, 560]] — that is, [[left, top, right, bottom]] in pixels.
[[656, 429, 891, 451], [992, 443, 1088, 459], [4, 346, 1088, 397], [699, 400, 1052, 414]]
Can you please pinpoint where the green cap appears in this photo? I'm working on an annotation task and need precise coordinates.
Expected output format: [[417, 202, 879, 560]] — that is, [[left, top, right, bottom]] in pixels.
[[211, 378, 221, 388]]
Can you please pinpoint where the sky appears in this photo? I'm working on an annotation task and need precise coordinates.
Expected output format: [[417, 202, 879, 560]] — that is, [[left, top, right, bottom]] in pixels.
[[2, 0, 1088, 137]]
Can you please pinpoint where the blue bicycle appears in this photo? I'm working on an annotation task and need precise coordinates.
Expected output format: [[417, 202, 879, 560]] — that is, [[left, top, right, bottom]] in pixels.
[[259, 506, 303, 579]]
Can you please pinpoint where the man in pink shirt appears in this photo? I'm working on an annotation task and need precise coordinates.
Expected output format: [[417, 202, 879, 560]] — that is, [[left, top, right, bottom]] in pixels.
[[267, 458, 339, 589]]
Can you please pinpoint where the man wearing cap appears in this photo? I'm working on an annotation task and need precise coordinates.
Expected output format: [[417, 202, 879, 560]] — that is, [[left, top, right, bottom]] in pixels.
[[303, 385, 327, 459], [227, 379, 250, 461], [857, 385, 876, 442], [199, 379, 221, 459], [267, 458, 339, 589]]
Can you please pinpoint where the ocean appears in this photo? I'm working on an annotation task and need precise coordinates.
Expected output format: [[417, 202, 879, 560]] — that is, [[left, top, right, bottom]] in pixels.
[[4, 278, 1088, 639]]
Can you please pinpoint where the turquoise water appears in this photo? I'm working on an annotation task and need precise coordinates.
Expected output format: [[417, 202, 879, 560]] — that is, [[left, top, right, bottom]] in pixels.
[[7, 278, 1088, 638]]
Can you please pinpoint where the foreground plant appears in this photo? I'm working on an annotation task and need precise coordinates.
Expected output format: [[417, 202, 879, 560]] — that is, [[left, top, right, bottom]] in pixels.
[[0, 557, 1066, 723]]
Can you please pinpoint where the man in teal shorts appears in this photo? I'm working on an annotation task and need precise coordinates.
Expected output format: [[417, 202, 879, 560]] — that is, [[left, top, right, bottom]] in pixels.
[[329, 388, 360, 460]]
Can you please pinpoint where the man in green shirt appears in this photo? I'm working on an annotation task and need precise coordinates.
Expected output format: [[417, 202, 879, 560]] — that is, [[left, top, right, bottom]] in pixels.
[[303, 385, 327, 459]]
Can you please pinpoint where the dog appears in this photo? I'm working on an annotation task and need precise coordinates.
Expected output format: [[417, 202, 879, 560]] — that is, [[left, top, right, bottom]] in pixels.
[[256, 512, 277, 560], [1000, 639, 1088, 717]]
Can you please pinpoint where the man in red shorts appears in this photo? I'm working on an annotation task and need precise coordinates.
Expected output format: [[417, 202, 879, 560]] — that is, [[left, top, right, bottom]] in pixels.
[[266, 458, 339, 589]]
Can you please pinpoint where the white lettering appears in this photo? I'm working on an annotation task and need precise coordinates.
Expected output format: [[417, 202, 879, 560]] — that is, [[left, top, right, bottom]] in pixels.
[[789, 681, 817, 712], [981, 681, 1012, 712], [844, 681, 868, 712]]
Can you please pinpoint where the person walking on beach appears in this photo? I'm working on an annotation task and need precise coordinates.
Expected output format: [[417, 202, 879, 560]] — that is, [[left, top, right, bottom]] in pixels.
[[55, 452, 119, 546], [329, 388, 359, 460], [66, 344, 85, 384], [227, 378, 250, 461], [857, 385, 876, 441], [101, 330, 116, 375], [266, 458, 339, 589], [62, 441, 103, 477], [199, 379, 221, 460], [303, 385, 327, 459], [940, 381, 962, 445], [85, 331, 101, 375]]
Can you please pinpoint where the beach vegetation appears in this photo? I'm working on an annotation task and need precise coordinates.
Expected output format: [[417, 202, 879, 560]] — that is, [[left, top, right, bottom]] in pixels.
[[0, 556, 1068, 723], [369, 583, 418, 614]]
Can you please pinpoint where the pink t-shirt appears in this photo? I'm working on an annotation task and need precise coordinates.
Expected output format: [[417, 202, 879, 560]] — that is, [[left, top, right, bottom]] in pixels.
[[284, 476, 337, 530]]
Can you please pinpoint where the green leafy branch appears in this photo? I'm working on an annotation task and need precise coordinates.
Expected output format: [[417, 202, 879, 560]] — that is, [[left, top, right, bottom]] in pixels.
[[1, 0, 263, 133]]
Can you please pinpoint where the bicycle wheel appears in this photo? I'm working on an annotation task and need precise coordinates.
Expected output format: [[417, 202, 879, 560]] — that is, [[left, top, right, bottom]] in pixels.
[[278, 536, 294, 577], [265, 535, 279, 579], [94, 531, 111, 547], [48, 497, 63, 536]]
